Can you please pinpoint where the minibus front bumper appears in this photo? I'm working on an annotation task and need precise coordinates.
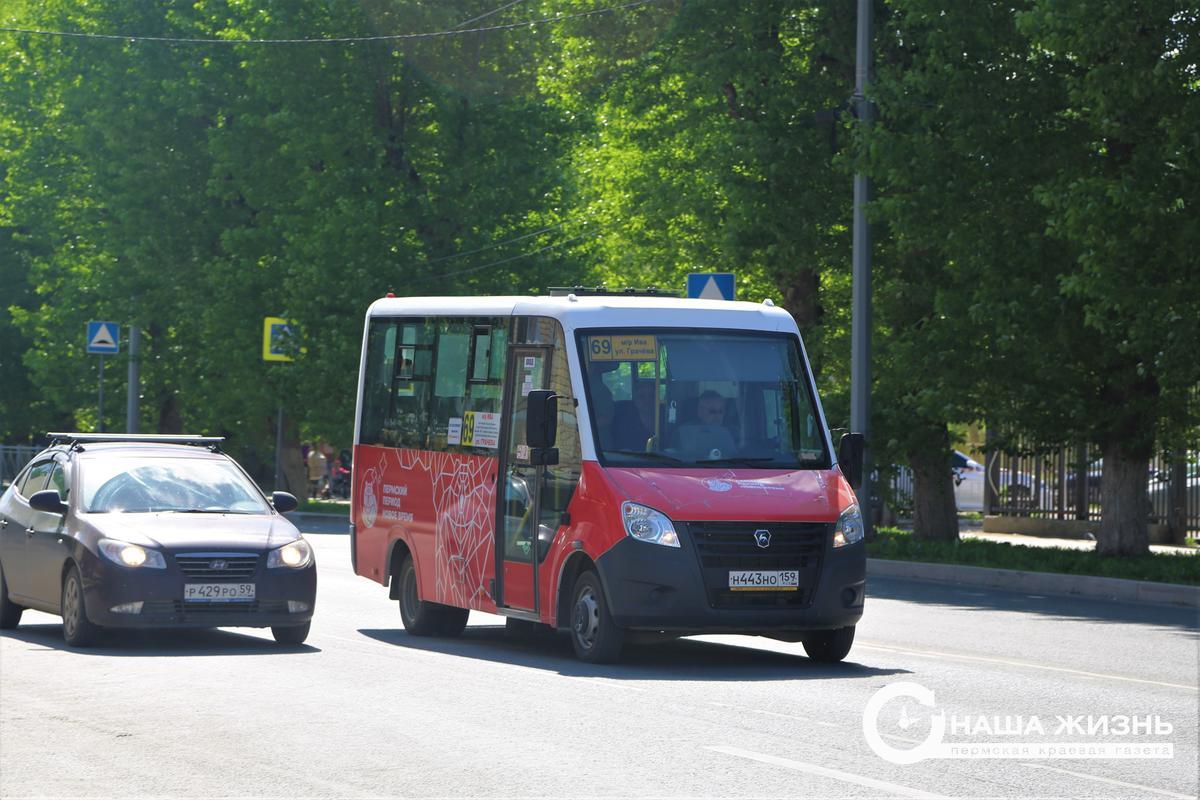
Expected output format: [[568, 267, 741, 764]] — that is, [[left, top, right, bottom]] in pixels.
[[594, 522, 865, 635]]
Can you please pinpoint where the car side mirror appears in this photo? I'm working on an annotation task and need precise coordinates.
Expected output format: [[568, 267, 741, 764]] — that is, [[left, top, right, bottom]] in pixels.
[[838, 432, 865, 490], [29, 489, 68, 515], [272, 492, 299, 513]]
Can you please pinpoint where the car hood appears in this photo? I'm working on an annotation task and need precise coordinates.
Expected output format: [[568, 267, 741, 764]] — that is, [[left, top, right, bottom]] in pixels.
[[81, 512, 300, 551], [603, 467, 854, 522]]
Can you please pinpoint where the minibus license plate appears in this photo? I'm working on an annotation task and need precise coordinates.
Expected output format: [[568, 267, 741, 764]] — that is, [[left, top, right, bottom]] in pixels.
[[728, 570, 799, 591], [184, 583, 255, 602]]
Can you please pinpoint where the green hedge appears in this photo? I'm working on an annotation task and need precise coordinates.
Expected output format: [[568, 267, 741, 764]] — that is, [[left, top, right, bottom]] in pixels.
[[868, 529, 1200, 586]]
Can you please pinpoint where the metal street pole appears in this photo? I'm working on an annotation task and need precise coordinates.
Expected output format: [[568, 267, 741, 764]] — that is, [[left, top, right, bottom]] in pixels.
[[851, 0, 874, 535], [126, 324, 140, 433], [98, 355, 105, 433], [274, 402, 284, 492]]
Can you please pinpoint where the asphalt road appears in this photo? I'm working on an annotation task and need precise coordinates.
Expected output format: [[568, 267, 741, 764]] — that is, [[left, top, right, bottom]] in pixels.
[[1, 523, 1196, 800]]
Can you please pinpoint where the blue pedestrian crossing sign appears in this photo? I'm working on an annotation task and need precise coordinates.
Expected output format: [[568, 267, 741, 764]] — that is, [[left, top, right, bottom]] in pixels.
[[686, 272, 736, 301], [263, 317, 296, 362], [86, 321, 120, 354]]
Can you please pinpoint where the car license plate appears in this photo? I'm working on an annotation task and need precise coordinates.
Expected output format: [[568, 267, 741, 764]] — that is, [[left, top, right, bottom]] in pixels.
[[184, 583, 255, 602], [728, 570, 799, 591]]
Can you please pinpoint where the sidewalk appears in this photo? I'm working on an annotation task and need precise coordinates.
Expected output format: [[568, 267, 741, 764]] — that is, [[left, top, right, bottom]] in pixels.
[[962, 529, 1196, 556], [896, 517, 1198, 556]]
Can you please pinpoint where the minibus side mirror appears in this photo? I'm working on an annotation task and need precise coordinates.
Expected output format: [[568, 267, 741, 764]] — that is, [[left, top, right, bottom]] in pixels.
[[838, 432, 865, 490], [29, 489, 68, 515], [272, 492, 299, 513], [526, 390, 559, 465]]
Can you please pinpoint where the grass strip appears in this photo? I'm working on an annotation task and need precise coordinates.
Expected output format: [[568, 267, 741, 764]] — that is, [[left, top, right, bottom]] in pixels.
[[868, 528, 1200, 586], [298, 499, 350, 514]]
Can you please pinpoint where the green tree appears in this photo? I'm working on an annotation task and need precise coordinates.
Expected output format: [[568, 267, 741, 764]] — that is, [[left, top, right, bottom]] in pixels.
[[1016, 0, 1200, 554]]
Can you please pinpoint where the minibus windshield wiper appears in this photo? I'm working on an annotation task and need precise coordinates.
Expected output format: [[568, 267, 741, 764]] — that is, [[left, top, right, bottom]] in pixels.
[[604, 450, 687, 464], [696, 456, 784, 467]]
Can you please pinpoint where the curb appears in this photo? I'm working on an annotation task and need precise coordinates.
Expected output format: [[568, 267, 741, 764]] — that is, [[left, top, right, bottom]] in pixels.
[[868, 558, 1200, 608]]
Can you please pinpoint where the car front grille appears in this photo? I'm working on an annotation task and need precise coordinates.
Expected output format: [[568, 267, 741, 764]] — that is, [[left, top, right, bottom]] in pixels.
[[174, 553, 259, 580], [141, 600, 289, 616], [686, 521, 828, 609]]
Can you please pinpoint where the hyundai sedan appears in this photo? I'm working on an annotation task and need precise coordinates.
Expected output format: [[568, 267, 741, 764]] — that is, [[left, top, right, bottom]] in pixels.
[[0, 433, 316, 646]]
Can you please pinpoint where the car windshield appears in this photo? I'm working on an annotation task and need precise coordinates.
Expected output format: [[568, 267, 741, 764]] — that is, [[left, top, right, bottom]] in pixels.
[[80, 455, 270, 514], [578, 329, 830, 469]]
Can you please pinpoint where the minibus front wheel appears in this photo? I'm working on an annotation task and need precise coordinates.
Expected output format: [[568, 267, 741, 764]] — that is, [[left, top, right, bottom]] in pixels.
[[569, 570, 624, 664], [802, 625, 855, 663]]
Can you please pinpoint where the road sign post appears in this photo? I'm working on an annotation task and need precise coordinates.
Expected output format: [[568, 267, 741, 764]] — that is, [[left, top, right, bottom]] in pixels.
[[87, 321, 120, 432], [263, 317, 296, 491]]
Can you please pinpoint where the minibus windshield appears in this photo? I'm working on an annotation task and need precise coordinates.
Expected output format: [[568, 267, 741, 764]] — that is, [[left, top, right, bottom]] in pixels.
[[578, 329, 830, 469]]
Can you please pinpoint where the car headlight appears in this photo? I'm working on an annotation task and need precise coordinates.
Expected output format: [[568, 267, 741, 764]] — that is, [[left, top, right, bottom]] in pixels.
[[268, 538, 313, 569], [98, 538, 166, 569], [621, 502, 680, 548], [832, 504, 864, 548]]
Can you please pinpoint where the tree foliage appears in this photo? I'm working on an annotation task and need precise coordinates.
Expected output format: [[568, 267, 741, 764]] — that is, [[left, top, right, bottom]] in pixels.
[[1, 1, 1195, 554]]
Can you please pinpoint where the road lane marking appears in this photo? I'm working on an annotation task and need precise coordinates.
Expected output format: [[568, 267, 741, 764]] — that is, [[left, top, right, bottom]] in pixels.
[[1020, 763, 1196, 799], [709, 745, 950, 799], [857, 641, 1198, 692], [706, 701, 839, 727]]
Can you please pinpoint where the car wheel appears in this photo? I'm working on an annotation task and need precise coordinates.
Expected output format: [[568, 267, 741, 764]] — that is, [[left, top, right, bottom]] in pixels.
[[0, 561, 24, 629], [271, 622, 311, 645], [802, 625, 855, 663], [397, 555, 468, 637], [569, 570, 623, 663], [61, 565, 101, 647]]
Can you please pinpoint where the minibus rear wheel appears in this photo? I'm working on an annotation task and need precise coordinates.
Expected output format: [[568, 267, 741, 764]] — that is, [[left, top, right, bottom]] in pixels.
[[802, 625, 855, 663], [397, 555, 468, 637], [569, 570, 623, 663]]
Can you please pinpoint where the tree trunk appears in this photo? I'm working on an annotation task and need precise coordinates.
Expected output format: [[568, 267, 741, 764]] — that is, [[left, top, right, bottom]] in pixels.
[[783, 268, 823, 336], [1096, 440, 1151, 556], [281, 420, 306, 499], [157, 393, 182, 434], [1166, 456, 1188, 546], [909, 427, 959, 542]]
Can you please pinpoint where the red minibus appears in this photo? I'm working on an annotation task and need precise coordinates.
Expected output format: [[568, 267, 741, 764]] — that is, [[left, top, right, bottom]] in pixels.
[[351, 291, 865, 663]]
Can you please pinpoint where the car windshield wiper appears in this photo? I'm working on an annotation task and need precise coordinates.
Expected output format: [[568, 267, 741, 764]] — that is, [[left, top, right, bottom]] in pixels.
[[603, 450, 686, 464], [696, 456, 786, 466]]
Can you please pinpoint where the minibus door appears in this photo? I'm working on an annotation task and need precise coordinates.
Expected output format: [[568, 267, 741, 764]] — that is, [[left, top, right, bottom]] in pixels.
[[497, 347, 550, 612]]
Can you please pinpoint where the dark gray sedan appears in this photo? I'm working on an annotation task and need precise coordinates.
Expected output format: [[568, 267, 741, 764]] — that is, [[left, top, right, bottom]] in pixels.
[[0, 433, 316, 646]]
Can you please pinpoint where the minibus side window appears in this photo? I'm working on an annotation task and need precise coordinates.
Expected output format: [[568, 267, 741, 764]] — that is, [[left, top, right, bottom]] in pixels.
[[360, 319, 399, 446], [430, 317, 507, 454]]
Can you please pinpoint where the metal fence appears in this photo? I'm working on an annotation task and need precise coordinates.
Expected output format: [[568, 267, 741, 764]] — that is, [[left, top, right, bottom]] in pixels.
[[0, 445, 40, 488], [886, 444, 1199, 536], [984, 444, 1198, 535]]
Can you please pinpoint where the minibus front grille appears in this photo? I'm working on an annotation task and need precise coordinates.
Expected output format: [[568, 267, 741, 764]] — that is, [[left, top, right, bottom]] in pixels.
[[686, 521, 827, 609]]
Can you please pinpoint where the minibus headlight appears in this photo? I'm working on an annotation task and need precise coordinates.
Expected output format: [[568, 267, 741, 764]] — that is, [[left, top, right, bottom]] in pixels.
[[621, 502, 680, 548], [832, 504, 864, 548], [98, 538, 166, 569], [268, 538, 313, 569]]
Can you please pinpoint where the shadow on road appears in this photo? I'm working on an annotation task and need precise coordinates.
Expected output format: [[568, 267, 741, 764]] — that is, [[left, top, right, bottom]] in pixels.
[[0, 623, 321, 656], [357, 625, 910, 681], [870, 576, 1200, 637]]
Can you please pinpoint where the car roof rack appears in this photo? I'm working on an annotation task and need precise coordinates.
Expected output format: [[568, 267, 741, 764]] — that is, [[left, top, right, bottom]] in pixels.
[[548, 286, 679, 298], [47, 433, 225, 452]]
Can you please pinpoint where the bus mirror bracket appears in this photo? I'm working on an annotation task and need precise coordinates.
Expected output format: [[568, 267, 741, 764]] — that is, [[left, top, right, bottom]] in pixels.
[[838, 432, 865, 490]]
